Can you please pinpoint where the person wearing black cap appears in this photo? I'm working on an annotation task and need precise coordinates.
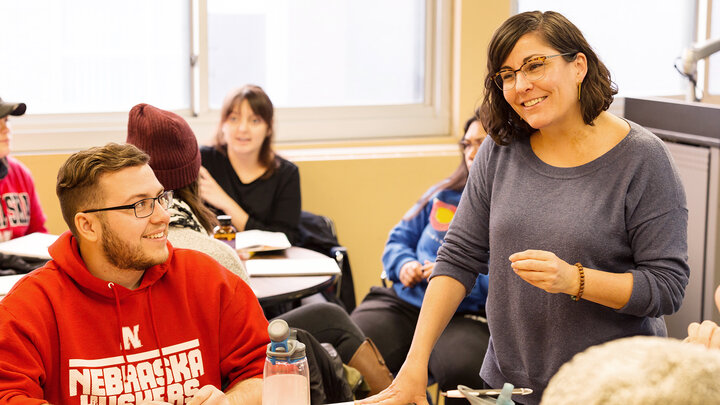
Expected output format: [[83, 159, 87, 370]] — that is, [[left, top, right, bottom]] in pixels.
[[126, 103, 248, 281], [0, 97, 47, 241]]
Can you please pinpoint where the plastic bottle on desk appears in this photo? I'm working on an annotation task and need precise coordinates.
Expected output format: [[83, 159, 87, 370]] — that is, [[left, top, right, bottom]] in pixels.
[[212, 215, 237, 249], [262, 319, 310, 405]]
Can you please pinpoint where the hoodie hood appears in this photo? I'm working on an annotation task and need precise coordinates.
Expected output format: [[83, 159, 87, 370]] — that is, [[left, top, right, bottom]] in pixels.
[[48, 231, 172, 299]]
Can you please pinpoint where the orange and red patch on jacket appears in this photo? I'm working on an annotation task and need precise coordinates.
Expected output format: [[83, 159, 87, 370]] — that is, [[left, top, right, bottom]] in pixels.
[[429, 199, 457, 232]]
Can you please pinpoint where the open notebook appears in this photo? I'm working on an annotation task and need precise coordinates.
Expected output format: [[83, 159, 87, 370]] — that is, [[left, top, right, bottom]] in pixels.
[[0, 232, 58, 260], [235, 230, 291, 253], [245, 257, 341, 277]]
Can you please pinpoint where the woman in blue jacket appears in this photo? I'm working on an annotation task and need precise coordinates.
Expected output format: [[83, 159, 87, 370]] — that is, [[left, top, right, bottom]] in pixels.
[[351, 108, 490, 403]]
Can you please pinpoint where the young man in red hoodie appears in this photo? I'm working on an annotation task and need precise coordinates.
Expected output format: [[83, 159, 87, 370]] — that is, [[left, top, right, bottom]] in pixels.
[[0, 143, 269, 404]]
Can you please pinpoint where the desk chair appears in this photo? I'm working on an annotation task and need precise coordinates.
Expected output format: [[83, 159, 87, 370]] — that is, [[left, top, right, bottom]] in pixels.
[[299, 211, 357, 312]]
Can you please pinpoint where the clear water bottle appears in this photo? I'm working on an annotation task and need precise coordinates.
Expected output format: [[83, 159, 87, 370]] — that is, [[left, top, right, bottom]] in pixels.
[[262, 319, 310, 405], [212, 215, 237, 249]]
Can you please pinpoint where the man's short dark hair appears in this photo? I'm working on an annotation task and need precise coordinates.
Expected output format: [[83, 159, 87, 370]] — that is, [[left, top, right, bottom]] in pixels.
[[56, 143, 149, 235]]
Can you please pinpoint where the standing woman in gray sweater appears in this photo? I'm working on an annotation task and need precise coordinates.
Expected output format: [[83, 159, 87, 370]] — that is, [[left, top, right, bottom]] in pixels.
[[361, 11, 689, 405]]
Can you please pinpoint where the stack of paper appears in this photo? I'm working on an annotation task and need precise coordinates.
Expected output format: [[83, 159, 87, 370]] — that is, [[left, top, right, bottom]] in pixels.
[[245, 257, 341, 277], [235, 230, 291, 253], [0, 233, 58, 260]]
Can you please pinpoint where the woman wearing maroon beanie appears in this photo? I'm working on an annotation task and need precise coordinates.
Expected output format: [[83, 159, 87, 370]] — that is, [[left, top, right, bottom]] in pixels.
[[126, 103, 249, 281]]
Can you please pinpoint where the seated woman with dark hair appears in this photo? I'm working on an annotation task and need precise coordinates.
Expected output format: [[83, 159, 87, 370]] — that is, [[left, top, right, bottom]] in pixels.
[[199, 85, 301, 244]]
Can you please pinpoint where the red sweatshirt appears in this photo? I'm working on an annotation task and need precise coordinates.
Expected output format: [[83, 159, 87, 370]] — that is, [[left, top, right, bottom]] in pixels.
[[0, 157, 47, 241], [0, 231, 269, 404]]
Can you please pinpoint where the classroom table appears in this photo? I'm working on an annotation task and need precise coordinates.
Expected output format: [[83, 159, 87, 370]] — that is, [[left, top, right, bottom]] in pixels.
[[0, 273, 23, 300], [245, 246, 341, 305], [0, 247, 340, 303]]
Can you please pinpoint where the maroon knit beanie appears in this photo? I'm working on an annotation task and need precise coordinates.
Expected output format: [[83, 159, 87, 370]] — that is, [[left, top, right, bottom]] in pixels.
[[126, 103, 200, 191]]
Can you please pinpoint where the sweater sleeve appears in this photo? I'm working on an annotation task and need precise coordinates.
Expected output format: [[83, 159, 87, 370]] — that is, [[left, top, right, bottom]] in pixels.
[[220, 278, 269, 388], [0, 306, 48, 404], [618, 140, 689, 317], [382, 197, 433, 283], [620, 208, 689, 317], [432, 145, 491, 293], [245, 162, 302, 244], [168, 228, 249, 282]]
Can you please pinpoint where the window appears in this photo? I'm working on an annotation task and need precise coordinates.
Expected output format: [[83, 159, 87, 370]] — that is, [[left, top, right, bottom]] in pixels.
[[208, 0, 426, 109], [1, 0, 449, 152], [515, 1, 695, 99], [0, 0, 190, 114]]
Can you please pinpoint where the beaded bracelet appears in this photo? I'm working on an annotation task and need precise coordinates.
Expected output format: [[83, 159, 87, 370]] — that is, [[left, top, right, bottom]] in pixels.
[[570, 262, 585, 302]]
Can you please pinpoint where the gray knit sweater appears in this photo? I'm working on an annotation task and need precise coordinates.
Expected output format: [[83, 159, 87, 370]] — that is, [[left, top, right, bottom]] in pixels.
[[432, 120, 689, 404], [166, 199, 249, 283]]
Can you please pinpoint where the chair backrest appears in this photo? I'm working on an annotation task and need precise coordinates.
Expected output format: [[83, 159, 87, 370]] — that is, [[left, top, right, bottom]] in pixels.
[[298, 211, 357, 312]]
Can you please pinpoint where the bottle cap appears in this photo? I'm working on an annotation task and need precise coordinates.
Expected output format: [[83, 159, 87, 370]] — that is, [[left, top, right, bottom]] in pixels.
[[268, 319, 290, 342], [217, 215, 232, 225], [266, 319, 306, 362]]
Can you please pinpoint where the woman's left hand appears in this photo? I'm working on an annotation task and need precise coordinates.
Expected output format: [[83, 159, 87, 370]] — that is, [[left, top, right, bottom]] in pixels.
[[509, 249, 578, 295], [198, 166, 234, 212]]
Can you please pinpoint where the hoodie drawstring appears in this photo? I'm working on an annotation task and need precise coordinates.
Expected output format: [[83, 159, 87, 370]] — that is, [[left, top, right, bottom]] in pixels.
[[147, 288, 170, 398], [109, 282, 130, 385], [109, 283, 170, 399]]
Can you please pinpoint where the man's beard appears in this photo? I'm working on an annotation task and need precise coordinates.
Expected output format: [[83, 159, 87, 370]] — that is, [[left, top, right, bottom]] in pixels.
[[100, 219, 167, 271]]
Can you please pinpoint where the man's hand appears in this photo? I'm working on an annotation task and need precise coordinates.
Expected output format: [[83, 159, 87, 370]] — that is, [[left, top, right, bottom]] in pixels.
[[685, 320, 720, 349], [189, 385, 230, 405], [685, 285, 720, 349]]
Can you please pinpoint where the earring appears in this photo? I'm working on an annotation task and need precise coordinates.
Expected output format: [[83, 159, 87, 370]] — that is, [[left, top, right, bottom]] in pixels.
[[577, 82, 582, 101]]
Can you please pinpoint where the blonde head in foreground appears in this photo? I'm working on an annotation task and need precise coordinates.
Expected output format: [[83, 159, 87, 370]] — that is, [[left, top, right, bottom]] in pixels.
[[541, 336, 720, 405]]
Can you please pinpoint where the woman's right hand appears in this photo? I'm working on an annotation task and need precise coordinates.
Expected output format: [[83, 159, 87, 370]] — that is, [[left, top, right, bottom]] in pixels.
[[399, 261, 424, 288], [356, 362, 429, 405]]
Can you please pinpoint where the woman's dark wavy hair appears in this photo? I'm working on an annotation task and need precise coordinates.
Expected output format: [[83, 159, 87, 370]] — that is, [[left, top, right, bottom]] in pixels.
[[482, 11, 618, 145]]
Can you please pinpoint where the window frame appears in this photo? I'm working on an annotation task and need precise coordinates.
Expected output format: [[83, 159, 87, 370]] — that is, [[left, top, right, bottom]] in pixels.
[[10, 0, 451, 153]]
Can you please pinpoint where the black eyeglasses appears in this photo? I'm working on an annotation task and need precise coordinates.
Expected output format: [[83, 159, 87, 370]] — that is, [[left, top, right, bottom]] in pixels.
[[82, 190, 173, 218], [492, 52, 576, 91]]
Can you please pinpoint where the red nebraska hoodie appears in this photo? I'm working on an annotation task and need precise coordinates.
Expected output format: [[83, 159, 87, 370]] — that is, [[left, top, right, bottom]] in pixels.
[[0, 231, 269, 404]]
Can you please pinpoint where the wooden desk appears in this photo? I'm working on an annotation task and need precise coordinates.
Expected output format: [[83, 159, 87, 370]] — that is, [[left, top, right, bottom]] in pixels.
[[246, 247, 340, 305]]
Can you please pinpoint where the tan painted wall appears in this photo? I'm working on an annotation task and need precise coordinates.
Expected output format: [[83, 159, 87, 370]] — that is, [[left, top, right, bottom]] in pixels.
[[14, 1, 512, 307]]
